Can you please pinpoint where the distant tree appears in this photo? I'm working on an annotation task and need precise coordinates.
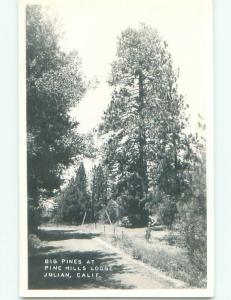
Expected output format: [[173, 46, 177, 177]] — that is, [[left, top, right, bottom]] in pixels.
[[26, 5, 87, 231], [56, 162, 90, 224], [90, 164, 108, 222], [75, 162, 88, 199]]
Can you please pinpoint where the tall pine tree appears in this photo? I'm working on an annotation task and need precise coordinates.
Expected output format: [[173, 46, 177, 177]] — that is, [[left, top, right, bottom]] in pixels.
[[99, 24, 189, 226]]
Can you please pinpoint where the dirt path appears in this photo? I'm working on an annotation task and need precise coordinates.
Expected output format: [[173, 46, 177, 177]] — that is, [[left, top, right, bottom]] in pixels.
[[29, 225, 188, 289]]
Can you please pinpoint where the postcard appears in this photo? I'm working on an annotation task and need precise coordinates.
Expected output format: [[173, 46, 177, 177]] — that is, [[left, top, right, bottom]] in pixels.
[[19, 0, 214, 297]]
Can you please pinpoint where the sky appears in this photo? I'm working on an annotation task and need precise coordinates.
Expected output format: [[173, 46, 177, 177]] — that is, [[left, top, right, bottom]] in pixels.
[[32, 0, 213, 135]]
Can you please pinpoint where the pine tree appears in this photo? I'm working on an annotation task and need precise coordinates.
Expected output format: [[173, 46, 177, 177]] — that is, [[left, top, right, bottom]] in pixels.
[[91, 164, 108, 222], [56, 162, 90, 224], [99, 24, 189, 226], [26, 5, 86, 230]]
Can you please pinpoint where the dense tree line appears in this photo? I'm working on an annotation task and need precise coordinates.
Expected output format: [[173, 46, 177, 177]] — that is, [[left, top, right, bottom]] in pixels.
[[54, 25, 206, 231], [57, 25, 206, 254], [55, 162, 91, 224], [26, 5, 87, 231]]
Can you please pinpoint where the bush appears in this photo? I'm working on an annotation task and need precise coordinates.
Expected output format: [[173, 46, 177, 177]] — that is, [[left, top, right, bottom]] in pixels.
[[164, 231, 179, 245], [158, 196, 178, 227], [128, 213, 145, 227], [120, 216, 132, 227], [28, 234, 43, 255], [145, 189, 177, 227], [28, 198, 42, 233], [181, 215, 206, 272], [177, 200, 207, 281]]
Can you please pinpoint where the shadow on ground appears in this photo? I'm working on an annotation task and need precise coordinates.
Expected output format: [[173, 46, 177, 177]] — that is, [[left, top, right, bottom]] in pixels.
[[29, 228, 135, 290], [37, 228, 101, 241]]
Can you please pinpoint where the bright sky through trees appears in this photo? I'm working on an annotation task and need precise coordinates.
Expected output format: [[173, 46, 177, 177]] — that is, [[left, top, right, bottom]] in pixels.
[[42, 0, 212, 134]]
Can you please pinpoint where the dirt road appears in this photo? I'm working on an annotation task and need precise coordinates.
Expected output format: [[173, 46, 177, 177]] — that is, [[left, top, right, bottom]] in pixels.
[[29, 225, 188, 289]]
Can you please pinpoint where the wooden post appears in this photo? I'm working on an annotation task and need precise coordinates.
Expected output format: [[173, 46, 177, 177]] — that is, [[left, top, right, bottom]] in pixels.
[[105, 210, 112, 225], [81, 212, 86, 226]]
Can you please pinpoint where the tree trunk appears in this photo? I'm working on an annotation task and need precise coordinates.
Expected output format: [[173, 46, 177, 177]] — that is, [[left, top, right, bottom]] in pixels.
[[137, 70, 148, 199]]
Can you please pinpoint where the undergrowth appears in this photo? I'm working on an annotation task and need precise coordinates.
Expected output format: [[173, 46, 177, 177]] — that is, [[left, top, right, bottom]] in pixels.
[[110, 234, 206, 288]]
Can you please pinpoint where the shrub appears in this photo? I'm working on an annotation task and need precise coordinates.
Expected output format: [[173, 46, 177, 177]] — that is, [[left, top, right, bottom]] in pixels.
[[120, 216, 132, 228], [28, 198, 42, 233], [177, 200, 207, 282], [158, 196, 178, 227], [28, 234, 43, 255]]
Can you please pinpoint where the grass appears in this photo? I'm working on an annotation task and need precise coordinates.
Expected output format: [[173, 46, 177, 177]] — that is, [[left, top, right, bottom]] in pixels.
[[100, 226, 206, 288]]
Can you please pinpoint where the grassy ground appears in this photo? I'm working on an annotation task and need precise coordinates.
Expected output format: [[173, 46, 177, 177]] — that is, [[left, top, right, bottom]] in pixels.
[[85, 224, 206, 288]]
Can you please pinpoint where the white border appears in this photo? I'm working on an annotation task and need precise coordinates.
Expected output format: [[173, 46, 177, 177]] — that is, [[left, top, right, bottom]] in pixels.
[[19, 0, 214, 297], [19, 0, 29, 296]]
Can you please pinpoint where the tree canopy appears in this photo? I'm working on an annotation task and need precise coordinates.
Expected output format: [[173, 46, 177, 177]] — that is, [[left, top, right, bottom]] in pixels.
[[98, 24, 190, 226], [26, 5, 87, 201]]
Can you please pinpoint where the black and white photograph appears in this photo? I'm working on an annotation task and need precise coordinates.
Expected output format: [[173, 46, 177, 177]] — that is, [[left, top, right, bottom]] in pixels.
[[19, 0, 213, 297]]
